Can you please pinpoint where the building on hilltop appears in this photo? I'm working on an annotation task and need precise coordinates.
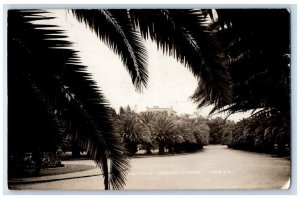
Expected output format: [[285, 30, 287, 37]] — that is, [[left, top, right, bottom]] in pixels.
[[146, 106, 176, 115]]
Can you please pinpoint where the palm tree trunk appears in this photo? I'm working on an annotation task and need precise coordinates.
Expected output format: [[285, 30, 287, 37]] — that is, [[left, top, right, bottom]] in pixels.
[[168, 144, 174, 154], [102, 155, 109, 190], [158, 144, 165, 155], [71, 140, 81, 158], [146, 147, 152, 154], [32, 148, 42, 176], [146, 144, 152, 154]]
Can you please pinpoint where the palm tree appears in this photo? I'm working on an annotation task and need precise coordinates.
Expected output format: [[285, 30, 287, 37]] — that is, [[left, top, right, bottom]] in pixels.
[[175, 116, 210, 152], [175, 119, 197, 152], [139, 112, 155, 154], [193, 122, 210, 146], [8, 10, 130, 190], [206, 117, 225, 144], [151, 114, 184, 154], [220, 121, 235, 145], [116, 110, 151, 155]]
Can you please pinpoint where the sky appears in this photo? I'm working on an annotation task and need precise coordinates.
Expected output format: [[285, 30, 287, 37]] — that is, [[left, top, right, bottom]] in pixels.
[[35, 9, 251, 121]]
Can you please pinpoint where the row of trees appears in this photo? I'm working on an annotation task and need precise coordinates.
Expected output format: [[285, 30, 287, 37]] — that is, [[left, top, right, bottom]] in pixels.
[[114, 106, 291, 156], [223, 113, 290, 156], [207, 114, 290, 156], [115, 107, 210, 155], [116, 106, 290, 157]]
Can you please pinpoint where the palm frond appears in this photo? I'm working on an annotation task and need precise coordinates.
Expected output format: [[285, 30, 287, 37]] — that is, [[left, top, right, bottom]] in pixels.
[[71, 9, 148, 92], [205, 9, 290, 116], [117, 113, 151, 144], [130, 9, 232, 107], [8, 10, 129, 189]]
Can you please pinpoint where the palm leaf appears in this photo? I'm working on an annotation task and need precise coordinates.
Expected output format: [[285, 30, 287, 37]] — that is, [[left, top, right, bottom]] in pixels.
[[71, 9, 148, 91], [206, 9, 290, 116], [117, 113, 151, 144], [8, 10, 129, 190], [130, 9, 232, 107]]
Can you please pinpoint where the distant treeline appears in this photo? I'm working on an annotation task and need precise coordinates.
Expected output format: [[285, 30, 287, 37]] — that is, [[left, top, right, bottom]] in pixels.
[[210, 112, 290, 156]]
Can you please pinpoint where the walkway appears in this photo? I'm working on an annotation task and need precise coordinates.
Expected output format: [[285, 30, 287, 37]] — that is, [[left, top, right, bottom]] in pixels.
[[8, 145, 290, 190]]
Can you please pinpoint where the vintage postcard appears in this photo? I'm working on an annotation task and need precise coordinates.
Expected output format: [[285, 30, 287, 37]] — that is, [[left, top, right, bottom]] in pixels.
[[7, 8, 291, 191]]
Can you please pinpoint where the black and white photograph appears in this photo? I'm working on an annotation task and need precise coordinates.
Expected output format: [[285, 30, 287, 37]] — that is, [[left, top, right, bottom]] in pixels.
[[6, 7, 293, 192]]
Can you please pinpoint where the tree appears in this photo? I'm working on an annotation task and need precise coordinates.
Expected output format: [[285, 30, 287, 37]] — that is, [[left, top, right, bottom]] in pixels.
[[193, 122, 210, 146], [116, 109, 151, 155], [151, 114, 184, 154], [8, 10, 130, 190], [220, 120, 235, 145], [139, 112, 156, 154], [207, 117, 224, 144], [175, 116, 210, 152]]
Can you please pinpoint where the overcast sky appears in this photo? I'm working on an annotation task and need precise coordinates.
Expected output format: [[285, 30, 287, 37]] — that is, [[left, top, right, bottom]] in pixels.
[[37, 9, 251, 121]]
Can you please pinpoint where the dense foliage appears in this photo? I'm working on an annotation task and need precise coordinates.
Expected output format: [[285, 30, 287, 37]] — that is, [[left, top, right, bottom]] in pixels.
[[207, 114, 290, 156], [115, 107, 210, 155], [193, 9, 290, 117], [226, 113, 290, 155], [198, 9, 291, 156]]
